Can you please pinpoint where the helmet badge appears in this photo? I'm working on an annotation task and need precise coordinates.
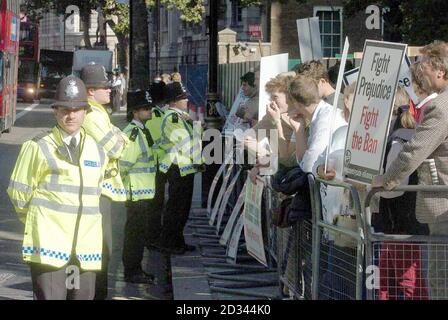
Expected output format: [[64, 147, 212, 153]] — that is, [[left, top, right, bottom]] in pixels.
[[145, 91, 152, 103], [66, 80, 79, 99]]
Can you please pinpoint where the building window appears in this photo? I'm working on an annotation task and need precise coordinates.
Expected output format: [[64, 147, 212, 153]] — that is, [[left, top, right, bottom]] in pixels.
[[231, 0, 243, 26], [314, 6, 343, 58]]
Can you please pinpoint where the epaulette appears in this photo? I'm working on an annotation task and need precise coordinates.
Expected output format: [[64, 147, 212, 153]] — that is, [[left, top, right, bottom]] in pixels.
[[154, 109, 162, 118], [171, 113, 178, 123], [129, 127, 139, 142], [32, 130, 52, 142]]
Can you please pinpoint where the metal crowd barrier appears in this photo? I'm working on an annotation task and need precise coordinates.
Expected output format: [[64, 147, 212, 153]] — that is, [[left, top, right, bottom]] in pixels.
[[364, 186, 448, 300]]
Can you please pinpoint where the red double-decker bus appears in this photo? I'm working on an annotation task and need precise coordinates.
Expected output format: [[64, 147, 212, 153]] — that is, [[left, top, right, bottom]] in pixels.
[[0, 0, 20, 134], [18, 20, 39, 102]]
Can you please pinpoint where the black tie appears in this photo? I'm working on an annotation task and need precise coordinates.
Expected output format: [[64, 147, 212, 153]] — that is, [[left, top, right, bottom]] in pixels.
[[142, 127, 154, 147], [68, 137, 79, 165]]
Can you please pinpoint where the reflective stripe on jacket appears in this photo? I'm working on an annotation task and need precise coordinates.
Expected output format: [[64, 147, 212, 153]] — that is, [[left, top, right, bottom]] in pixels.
[[83, 99, 128, 201], [156, 108, 203, 176], [7, 127, 107, 270], [120, 122, 156, 201]]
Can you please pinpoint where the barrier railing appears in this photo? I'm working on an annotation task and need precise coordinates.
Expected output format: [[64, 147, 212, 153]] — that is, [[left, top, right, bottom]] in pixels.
[[364, 186, 448, 300], [194, 151, 448, 300]]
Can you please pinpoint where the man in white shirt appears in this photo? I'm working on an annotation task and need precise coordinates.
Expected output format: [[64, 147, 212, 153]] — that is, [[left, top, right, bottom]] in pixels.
[[287, 75, 346, 173]]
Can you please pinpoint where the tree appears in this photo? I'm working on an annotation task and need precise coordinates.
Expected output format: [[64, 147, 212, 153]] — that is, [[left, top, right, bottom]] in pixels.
[[23, 0, 131, 70], [343, 0, 448, 45], [23, 0, 99, 48], [101, 0, 130, 71]]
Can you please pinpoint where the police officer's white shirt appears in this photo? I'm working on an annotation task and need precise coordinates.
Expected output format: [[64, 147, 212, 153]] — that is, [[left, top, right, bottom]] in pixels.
[[60, 128, 81, 147]]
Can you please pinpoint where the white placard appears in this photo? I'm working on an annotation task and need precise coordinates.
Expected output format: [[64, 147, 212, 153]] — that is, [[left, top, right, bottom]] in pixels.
[[223, 88, 249, 133], [398, 55, 419, 103], [325, 37, 349, 173], [216, 168, 242, 233], [296, 17, 323, 63], [344, 40, 407, 184], [209, 164, 234, 226], [258, 53, 289, 121], [226, 214, 245, 264], [343, 67, 360, 86], [220, 183, 247, 246], [343, 55, 418, 104], [243, 177, 267, 267]]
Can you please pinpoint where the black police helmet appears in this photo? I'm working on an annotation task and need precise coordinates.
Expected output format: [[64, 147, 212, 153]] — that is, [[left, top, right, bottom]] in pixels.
[[163, 82, 188, 103]]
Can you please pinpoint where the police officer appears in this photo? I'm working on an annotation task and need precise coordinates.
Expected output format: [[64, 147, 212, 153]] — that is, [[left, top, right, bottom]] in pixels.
[[120, 89, 156, 283], [7, 76, 107, 300], [80, 62, 128, 299], [145, 81, 167, 249], [154, 82, 204, 255]]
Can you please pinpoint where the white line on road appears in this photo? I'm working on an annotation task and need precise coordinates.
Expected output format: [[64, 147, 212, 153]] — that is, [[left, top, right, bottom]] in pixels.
[[15, 103, 40, 121]]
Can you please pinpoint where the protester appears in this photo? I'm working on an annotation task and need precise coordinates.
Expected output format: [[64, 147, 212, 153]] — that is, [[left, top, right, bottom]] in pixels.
[[372, 40, 448, 300], [411, 62, 438, 124], [287, 75, 346, 173]]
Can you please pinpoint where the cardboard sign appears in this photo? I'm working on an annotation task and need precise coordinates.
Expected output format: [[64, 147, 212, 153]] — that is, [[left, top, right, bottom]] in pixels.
[[222, 88, 249, 133], [344, 40, 407, 184], [209, 164, 235, 226], [226, 214, 245, 264], [220, 182, 247, 246], [343, 67, 360, 86], [398, 55, 419, 103], [325, 37, 349, 172], [258, 53, 289, 121], [343, 55, 418, 104], [243, 177, 267, 266], [296, 17, 323, 63]]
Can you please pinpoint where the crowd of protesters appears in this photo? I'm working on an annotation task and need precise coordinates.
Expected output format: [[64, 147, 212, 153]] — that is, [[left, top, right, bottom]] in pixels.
[[225, 40, 448, 300]]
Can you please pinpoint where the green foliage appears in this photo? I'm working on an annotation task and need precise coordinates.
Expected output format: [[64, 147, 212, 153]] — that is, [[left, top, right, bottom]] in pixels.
[[343, 0, 448, 45], [145, 0, 265, 23]]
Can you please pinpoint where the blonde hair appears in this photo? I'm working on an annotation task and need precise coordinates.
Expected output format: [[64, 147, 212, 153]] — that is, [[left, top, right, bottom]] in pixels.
[[420, 40, 448, 80], [265, 74, 293, 95], [399, 110, 416, 129], [171, 72, 182, 83], [393, 87, 410, 112], [288, 75, 320, 106], [294, 60, 330, 82]]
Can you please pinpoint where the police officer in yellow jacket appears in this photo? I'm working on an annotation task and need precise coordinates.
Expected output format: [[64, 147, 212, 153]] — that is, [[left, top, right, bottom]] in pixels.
[[80, 62, 128, 299], [7, 76, 107, 300], [154, 82, 204, 255], [145, 81, 166, 248], [120, 89, 156, 284]]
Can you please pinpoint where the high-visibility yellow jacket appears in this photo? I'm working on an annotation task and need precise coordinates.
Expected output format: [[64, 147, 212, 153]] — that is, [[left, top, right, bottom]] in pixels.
[[83, 99, 128, 201], [7, 127, 107, 270], [120, 121, 156, 201], [156, 107, 203, 177], [145, 106, 164, 164]]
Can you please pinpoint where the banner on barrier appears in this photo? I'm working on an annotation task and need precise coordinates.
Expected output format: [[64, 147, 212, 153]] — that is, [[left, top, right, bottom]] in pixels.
[[343, 40, 407, 184], [243, 177, 267, 266]]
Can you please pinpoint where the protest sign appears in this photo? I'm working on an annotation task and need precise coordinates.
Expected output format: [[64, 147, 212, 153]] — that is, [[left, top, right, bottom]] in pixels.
[[243, 177, 267, 266], [325, 37, 349, 173], [258, 53, 289, 121], [296, 17, 323, 63], [222, 88, 249, 133], [344, 40, 407, 184]]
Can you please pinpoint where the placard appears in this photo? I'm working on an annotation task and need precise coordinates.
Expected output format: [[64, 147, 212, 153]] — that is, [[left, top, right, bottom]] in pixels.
[[243, 177, 267, 266], [344, 40, 407, 184]]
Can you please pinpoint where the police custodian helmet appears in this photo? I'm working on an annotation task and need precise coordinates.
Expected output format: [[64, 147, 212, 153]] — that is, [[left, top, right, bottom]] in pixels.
[[163, 82, 188, 103], [52, 75, 89, 109], [80, 62, 111, 89], [127, 89, 154, 112]]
